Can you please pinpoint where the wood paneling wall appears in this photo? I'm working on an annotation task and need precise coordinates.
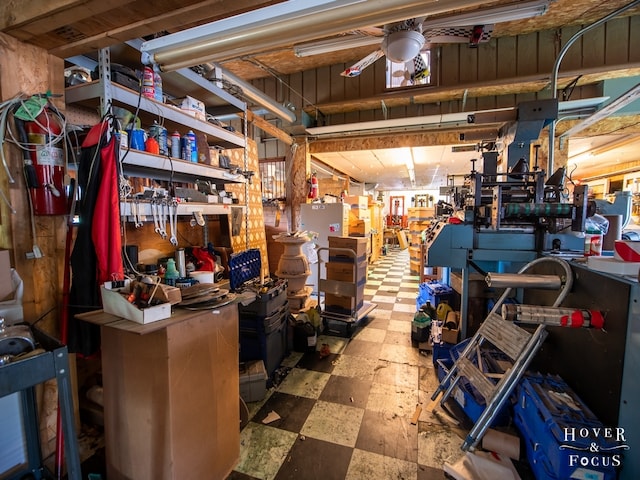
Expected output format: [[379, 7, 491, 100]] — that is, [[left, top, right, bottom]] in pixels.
[[250, 17, 640, 145], [0, 32, 65, 335]]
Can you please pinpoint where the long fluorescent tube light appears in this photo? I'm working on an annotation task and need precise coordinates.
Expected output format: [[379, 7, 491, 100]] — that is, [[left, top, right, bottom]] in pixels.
[[140, 0, 493, 71], [589, 135, 639, 157], [560, 83, 640, 138], [306, 98, 610, 136], [421, 0, 550, 29], [295, 35, 381, 57]]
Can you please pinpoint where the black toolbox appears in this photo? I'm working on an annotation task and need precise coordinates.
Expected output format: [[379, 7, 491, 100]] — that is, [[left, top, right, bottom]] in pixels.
[[230, 249, 288, 317], [239, 302, 289, 381], [231, 249, 289, 381]]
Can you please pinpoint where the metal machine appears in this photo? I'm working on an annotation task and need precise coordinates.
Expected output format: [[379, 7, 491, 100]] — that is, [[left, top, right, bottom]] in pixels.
[[424, 99, 591, 338]]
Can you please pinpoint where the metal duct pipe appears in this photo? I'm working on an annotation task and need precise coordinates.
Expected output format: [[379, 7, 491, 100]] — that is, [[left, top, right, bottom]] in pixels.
[[211, 64, 297, 123], [141, 0, 492, 72]]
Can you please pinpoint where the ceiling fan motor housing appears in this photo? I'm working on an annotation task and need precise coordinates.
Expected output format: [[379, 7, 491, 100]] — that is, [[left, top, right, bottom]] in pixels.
[[382, 30, 425, 63]]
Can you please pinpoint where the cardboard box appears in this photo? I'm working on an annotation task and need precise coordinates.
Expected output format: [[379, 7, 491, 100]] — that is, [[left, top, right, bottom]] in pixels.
[[441, 311, 460, 344], [101, 279, 176, 324], [325, 261, 367, 284], [0, 250, 12, 302], [325, 286, 365, 311], [0, 268, 24, 324], [328, 236, 368, 261], [343, 195, 368, 212], [179, 95, 206, 121], [349, 217, 371, 236]]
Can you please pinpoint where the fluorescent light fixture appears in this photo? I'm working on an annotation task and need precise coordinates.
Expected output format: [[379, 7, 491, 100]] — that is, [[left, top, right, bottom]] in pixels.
[[294, 35, 380, 57], [306, 99, 610, 137], [140, 0, 493, 71], [589, 135, 639, 157], [420, 0, 550, 29], [560, 84, 640, 138], [401, 147, 416, 186]]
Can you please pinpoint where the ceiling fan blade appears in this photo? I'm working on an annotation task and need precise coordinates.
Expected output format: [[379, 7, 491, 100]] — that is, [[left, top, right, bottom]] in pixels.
[[410, 54, 429, 83], [424, 25, 494, 45], [341, 49, 385, 78]]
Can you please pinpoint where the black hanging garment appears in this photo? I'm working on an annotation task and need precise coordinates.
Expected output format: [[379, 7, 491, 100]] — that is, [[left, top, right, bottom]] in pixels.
[[66, 122, 110, 356]]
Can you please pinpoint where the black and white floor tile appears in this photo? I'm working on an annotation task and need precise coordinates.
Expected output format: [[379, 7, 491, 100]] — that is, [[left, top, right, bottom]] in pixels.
[[228, 246, 466, 480]]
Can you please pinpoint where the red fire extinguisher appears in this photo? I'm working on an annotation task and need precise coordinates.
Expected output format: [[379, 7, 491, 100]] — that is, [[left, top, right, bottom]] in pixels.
[[308, 172, 318, 199], [15, 106, 67, 215]]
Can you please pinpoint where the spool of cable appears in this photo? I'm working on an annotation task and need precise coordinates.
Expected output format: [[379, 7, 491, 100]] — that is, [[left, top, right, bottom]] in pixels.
[[485, 273, 561, 289]]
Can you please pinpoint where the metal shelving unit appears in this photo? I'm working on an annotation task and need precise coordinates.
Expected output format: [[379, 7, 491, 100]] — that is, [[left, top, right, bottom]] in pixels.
[[0, 329, 81, 480]]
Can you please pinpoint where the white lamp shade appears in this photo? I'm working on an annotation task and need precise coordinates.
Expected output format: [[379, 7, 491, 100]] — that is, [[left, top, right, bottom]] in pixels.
[[382, 30, 425, 63]]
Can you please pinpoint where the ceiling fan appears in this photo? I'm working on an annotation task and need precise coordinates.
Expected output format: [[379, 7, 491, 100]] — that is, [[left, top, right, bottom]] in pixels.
[[293, 0, 550, 78], [340, 20, 493, 78]]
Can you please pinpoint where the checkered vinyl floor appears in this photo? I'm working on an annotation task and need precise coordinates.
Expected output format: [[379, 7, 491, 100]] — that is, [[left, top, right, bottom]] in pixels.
[[227, 246, 465, 480]]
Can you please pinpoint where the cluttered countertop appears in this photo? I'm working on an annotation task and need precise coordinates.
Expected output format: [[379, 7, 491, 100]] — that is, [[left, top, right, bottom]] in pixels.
[[76, 248, 286, 334]]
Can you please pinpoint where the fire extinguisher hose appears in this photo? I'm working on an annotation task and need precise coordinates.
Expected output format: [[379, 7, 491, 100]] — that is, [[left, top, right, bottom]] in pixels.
[[13, 116, 39, 188]]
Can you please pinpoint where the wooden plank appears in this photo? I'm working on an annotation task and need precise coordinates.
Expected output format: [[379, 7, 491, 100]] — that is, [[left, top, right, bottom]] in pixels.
[[440, 44, 460, 86], [0, 0, 88, 30], [477, 39, 497, 83], [309, 130, 498, 153], [304, 62, 640, 117], [630, 16, 640, 63], [516, 34, 538, 77], [584, 23, 606, 70], [42, 0, 284, 58], [245, 110, 293, 146], [496, 36, 516, 79], [605, 17, 630, 67], [537, 29, 557, 73], [0, 32, 65, 332]]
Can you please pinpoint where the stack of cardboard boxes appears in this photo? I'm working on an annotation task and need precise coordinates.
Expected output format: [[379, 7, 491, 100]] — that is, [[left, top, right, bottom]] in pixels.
[[323, 236, 368, 314], [344, 195, 370, 238]]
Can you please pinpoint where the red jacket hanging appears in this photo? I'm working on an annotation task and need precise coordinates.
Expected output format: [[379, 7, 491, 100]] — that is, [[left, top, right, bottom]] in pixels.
[[92, 135, 124, 284]]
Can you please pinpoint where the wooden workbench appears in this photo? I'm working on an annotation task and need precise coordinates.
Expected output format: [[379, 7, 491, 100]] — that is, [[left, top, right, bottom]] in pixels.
[[78, 304, 239, 480]]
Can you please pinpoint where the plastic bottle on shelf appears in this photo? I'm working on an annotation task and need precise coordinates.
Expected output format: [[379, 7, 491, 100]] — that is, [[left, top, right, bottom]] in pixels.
[[142, 66, 154, 99], [170, 131, 181, 158], [187, 130, 198, 163], [153, 64, 163, 103], [164, 258, 179, 287]]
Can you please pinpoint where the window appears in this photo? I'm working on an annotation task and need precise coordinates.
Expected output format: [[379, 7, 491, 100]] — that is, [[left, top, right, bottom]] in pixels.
[[259, 157, 286, 201], [386, 51, 431, 89]]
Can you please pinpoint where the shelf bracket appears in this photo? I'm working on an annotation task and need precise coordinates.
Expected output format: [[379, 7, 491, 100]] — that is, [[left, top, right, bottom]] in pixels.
[[97, 48, 113, 117]]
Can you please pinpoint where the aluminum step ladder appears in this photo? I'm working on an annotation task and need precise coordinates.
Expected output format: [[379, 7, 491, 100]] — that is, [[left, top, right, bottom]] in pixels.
[[430, 256, 573, 451]]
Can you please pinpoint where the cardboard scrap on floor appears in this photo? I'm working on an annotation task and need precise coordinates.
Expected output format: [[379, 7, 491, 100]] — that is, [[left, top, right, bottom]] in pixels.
[[444, 451, 520, 480], [410, 404, 422, 425], [262, 411, 281, 424]]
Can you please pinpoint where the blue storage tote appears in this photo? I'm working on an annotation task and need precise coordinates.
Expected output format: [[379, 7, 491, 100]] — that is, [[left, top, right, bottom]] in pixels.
[[416, 281, 453, 310], [514, 373, 620, 480]]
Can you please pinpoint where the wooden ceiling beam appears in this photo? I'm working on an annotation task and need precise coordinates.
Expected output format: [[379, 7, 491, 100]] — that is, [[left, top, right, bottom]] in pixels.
[[2, 0, 284, 58], [245, 110, 294, 146], [308, 128, 500, 153], [0, 0, 88, 30]]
